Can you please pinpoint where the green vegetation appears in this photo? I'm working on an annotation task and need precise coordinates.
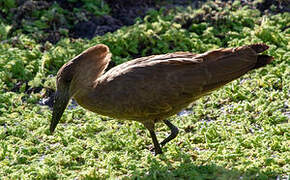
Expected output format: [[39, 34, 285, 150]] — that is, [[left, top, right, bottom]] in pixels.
[[0, 0, 289, 179]]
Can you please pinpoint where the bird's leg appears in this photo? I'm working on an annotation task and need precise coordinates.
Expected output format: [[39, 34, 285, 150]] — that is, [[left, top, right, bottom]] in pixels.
[[160, 120, 179, 146], [149, 120, 179, 154], [149, 130, 162, 155]]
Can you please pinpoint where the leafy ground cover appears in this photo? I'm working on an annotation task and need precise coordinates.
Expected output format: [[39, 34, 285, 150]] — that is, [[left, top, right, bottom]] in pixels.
[[0, 0, 289, 179]]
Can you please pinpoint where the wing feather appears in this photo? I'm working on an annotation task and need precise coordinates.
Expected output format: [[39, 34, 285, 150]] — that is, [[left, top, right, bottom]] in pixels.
[[96, 46, 260, 119]]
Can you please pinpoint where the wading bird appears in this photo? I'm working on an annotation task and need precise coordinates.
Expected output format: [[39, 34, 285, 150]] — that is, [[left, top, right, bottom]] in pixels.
[[50, 44, 273, 155]]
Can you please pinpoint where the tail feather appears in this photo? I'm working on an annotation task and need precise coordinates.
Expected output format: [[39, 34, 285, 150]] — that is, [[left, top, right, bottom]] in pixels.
[[254, 55, 274, 69], [202, 43, 273, 92], [248, 43, 269, 53], [247, 43, 273, 69]]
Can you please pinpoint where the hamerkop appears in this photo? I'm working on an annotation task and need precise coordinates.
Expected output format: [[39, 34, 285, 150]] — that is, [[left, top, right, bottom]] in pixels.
[[50, 43, 273, 155]]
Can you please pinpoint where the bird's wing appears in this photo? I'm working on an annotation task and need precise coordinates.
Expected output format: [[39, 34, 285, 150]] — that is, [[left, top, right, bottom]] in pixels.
[[98, 52, 206, 117], [98, 46, 261, 119], [103, 52, 197, 75], [196, 45, 258, 91]]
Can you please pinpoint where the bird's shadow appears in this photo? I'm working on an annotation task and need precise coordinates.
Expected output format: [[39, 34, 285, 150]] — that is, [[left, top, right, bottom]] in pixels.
[[128, 151, 281, 180]]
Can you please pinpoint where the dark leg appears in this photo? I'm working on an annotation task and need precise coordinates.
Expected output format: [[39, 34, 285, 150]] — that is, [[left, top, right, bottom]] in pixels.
[[149, 130, 162, 155], [160, 120, 179, 146]]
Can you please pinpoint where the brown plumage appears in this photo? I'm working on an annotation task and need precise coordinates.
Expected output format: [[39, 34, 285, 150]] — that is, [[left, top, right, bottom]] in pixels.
[[50, 43, 273, 155]]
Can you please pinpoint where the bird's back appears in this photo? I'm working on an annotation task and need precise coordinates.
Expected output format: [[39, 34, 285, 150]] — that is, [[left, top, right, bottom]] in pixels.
[[76, 44, 272, 124]]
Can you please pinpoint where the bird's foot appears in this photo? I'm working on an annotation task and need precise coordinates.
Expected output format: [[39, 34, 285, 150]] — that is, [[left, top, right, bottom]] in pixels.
[[149, 145, 163, 155]]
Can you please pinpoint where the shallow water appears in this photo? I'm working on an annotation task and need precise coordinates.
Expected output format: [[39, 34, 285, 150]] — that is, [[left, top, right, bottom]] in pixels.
[[177, 109, 193, 117]]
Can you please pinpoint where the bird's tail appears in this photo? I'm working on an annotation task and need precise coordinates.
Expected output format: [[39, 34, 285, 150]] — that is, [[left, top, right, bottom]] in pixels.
[[201, 43, 274, 92], [248, 44, 274, 69], [254, 55, 274, 69]]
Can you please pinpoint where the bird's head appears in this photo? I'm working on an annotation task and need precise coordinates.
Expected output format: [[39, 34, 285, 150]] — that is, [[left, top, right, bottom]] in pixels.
[[49, 44, 111, 133], [49, 68, 72, 134]]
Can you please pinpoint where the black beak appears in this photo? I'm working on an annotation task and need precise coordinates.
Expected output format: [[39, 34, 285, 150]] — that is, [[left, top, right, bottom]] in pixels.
[[50, 89, 70, 133]]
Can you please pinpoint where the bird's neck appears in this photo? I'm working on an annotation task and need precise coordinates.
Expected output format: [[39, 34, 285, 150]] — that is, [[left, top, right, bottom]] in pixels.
[[69, 53, 111, 98], [69, 62, 107, 112]]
